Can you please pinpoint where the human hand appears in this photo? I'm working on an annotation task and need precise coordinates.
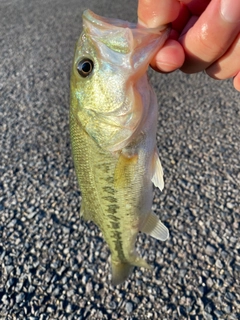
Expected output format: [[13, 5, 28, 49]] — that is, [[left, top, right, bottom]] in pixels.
[[138, 0, 240, 91], [138, 0, 187, 73]]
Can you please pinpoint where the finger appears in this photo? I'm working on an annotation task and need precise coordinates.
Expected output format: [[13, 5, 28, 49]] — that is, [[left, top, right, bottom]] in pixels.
[[172, 3, 191, 35], [186, 0, 210, 16], [233, 71, 240, 91], [172, 0, 210, 37], [180, 15, 198, 37], [206, 33, 240, 79], [150, 39, 185, 72], [179, 0, 240, 73], [138, 0, 181, 27]]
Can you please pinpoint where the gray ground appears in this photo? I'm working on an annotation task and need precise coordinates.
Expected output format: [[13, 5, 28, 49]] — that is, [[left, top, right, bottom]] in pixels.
[[1, 0, 240, 319]]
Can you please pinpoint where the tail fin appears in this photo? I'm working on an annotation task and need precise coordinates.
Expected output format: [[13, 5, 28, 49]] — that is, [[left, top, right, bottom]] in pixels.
[[111, 257, 152, 285], [111, 260, 134, 286]]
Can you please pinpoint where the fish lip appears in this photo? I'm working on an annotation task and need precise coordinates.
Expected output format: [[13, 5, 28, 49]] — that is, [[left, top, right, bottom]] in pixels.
[[83, 9, 171, 35], [82, 10, 171, 69]]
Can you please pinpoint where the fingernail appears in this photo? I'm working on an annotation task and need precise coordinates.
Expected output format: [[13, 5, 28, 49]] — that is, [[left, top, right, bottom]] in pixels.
[[138, 19, 148, 28], [138, 18, 169, 32], [221, 0, 240, 23]]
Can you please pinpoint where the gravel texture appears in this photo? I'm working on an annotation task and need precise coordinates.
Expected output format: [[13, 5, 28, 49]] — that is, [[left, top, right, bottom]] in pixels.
[[1, 0, 240, 319]]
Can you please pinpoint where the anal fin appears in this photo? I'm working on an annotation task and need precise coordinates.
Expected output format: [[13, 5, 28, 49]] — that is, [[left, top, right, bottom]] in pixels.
[[140, 212, 169, 241], [151, 149, 164, 191]]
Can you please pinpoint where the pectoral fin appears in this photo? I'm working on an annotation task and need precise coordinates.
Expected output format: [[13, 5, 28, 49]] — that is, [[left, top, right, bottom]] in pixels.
[[140, 212, 169, 241], [151, 149, 164, 191]]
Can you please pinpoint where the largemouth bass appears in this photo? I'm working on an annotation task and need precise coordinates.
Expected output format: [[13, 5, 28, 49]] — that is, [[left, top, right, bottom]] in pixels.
[[70, 9, 170, 285]]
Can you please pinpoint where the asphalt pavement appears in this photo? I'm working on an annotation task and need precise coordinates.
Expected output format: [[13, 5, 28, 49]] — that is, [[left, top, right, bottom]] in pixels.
[[1, 0, 240, 319]]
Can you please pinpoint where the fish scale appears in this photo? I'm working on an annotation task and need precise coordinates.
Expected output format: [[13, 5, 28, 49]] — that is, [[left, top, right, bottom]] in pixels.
[[70, 9, 170, 285]]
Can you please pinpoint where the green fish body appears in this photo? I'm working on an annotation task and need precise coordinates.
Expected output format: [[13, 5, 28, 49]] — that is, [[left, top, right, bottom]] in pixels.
[[70, 10, 169, 285]]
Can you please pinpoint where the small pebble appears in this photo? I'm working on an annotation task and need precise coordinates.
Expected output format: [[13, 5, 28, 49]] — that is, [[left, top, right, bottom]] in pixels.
[[205, 245, 216, 256], [125, 302, 133, 314], [86, 282, 93, 294], [15, 292, 25, 304], [215, 259, 223, 269]]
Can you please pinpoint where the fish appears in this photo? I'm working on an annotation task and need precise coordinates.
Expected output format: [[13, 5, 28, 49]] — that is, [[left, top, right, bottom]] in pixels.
[[70, 9, 170, 285]]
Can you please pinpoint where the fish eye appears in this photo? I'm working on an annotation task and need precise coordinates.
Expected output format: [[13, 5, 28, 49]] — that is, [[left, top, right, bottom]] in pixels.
[[77, 58, 94, 77]]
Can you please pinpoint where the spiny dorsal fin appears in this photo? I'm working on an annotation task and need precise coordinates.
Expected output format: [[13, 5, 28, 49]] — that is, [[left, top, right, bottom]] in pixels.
[[140, 212, 169, 241], [151, 149, 164, 191]]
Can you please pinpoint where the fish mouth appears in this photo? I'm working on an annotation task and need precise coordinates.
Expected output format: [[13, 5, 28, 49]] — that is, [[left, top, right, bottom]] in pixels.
[[82, 9, 171, 70], [83, 9, 140, 30], [83, 9, 171, 34]]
